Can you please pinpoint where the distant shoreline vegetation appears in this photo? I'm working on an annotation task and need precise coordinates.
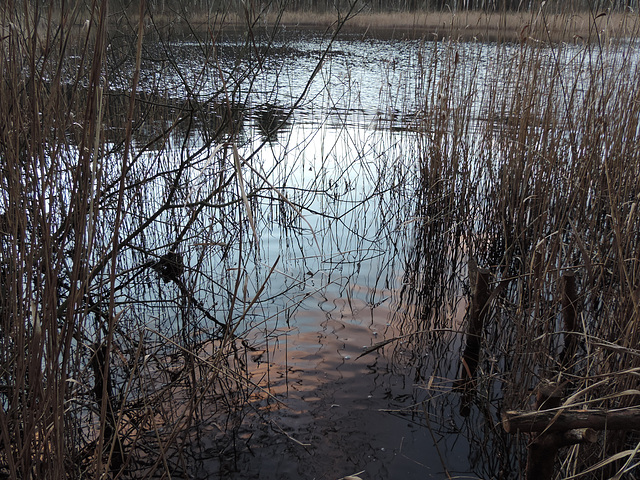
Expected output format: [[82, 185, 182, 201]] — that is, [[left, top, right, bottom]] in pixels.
[[5, 4, 638, 44], [246, 10, 640, 42], [126, 9, 639, 43]]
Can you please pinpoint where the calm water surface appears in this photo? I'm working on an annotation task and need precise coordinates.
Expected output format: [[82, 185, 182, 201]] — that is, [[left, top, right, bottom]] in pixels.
[[185, 33, 480, 480]]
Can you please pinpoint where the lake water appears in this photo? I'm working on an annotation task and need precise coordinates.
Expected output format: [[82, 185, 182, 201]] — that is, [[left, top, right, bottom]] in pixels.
[[114, 28, 639, 479]]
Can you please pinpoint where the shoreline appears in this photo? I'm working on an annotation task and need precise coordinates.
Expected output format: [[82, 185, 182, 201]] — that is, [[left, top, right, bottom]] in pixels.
[[3, 9, 639, 44], [241, 11, 640, 42]]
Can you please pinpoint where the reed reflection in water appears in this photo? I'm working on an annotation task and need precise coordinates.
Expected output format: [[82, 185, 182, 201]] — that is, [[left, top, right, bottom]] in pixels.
[[115, 33, 632, 478]]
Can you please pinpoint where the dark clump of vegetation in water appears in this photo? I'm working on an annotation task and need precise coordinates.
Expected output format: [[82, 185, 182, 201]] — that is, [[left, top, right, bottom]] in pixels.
[[1, 0, 640, 478]]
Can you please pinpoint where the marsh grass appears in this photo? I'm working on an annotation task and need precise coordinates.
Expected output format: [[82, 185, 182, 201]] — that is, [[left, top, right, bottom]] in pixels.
[[42, 0, 639, 43], [0, 0, 366, 477], [267, 9, 638, 42], [381, 9, 640, 479], [126, 9, 640, 43]]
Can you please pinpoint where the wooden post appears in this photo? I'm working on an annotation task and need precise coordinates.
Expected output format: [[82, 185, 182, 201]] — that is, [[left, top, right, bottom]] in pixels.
[[91, 343, 124, 471], [500, 271, 603, 478], [560, 271, 578, 369], [456, 268, 491, 415], [459, 268, 491, 383], [503, 408, 640, 433], [526, 382, 592, 480], [501, 382, 597, 480]]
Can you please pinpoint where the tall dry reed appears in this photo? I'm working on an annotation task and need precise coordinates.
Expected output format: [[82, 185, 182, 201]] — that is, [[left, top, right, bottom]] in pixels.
[[0, 0, 362, 477], [392, 8, 640, 478]]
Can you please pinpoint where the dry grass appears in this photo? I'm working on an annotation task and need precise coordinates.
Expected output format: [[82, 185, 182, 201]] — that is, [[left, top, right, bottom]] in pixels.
[[383, 12, 640, 476], [167, 9, 640, 42], [0, 0, 279, 477], [0, 0, 372, 476], [270, 10, 639, 41], [34, 3, 639, 43]]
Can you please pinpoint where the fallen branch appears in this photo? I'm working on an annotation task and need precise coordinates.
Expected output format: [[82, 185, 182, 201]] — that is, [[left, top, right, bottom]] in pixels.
[[502, 408, 640, 434]]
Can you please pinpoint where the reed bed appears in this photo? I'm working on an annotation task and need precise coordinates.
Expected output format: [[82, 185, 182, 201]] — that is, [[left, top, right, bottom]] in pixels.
[[2, 0, 640, 478], [256, 9, 638, 42], [0, 0, 349, 477], [382, 10, 640, 479]]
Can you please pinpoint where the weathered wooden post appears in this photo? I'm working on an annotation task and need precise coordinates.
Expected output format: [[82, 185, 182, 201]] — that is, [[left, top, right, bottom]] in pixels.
[[526, 382, 563, 480], [502, 399, 640, 480], [459, 268, 491, 383], [560, 271, 578, 369], [91, 343, 124, 471], [500, 271, 603, 479], [503, 407, 640, 433], [521, 382, 597, 480], [456, 267, 491, 415]]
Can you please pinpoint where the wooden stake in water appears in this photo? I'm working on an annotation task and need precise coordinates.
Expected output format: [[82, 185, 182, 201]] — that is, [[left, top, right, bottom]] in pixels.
[[519, 382, 596, 480], [560, 271, 578, 370], [456, 267, 491, 415], [459, 268, 491, 384]]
